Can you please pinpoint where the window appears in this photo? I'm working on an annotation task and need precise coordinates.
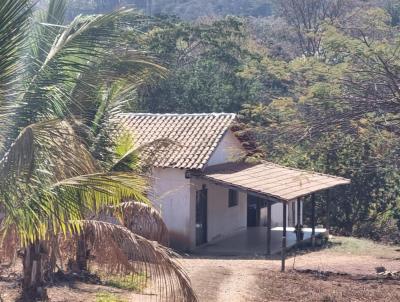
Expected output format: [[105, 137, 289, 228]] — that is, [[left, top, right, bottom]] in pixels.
[[228, 189, 238, 207]]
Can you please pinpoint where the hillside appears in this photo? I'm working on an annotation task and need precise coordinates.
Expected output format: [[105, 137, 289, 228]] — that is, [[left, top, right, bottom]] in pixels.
[[62, 0, 272, 20]]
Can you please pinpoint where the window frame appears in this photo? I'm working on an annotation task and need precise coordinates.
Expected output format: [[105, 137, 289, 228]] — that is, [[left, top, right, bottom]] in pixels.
[[228, 189, 239, 207]]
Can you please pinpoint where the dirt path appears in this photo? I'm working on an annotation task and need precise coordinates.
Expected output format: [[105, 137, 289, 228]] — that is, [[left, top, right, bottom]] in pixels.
[[180, 247, 400, 302], [180, 258, 276, 302]]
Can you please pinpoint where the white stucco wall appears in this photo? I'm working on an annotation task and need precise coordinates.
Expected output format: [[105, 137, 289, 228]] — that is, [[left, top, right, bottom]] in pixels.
[[150, 168, 248, 250], [206, 130, 245, 166], [271, 200, 303, 227], [150, 167, 193, 250], [190, 178, 247, 245], [148, 130, 246, 250]]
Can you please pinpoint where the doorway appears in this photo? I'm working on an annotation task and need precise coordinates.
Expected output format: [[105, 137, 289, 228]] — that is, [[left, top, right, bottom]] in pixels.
[[247, 194, 268, 227], [195, 186, 208, 246]]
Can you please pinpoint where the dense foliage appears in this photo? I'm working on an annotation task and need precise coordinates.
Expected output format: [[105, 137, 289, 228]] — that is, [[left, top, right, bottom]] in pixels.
[[141, 0, 400, 243]]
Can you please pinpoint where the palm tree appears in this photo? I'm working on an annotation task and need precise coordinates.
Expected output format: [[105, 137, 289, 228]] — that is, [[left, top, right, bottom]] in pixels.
[[0, 1, 196, 301]]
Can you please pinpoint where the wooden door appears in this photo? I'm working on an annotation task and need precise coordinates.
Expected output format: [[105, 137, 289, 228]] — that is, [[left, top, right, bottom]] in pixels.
[[195, 187, 208, 246]]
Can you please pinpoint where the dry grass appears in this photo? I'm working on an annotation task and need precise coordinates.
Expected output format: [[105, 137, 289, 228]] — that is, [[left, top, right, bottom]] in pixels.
[[327, 236, 399, 259], [259, 270, 400, 302]]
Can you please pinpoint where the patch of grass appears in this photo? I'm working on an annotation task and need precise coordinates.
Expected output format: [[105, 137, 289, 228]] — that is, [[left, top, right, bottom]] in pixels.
[[104, 273, 148, 292], [95, 292, 127, 302], [328, 236, 399, 258]]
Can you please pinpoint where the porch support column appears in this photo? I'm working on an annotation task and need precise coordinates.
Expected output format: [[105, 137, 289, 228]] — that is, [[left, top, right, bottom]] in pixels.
[[281, 202, 287, 272], [296, 197, 301, 243], [311, 193, 316, 248], [266, 202, 272, 256], [326, 189, 330, 232]]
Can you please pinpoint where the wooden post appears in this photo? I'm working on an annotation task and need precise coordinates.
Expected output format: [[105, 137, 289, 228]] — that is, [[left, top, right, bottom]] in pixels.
[[281, 202, 287, 272], [326, 189, 330, 232], [296, 197, 301, 243], [311, 193, 316, 248], [266, 202, 272, 256]]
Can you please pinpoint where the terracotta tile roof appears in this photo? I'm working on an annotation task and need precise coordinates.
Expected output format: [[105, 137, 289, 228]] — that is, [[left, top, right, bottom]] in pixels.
[[203, 162, 350, 201], [116, 113, 236, 169]]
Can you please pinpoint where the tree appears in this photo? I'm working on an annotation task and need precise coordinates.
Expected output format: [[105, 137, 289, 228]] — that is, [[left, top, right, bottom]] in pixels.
[[134, 16, 267, 113], [238, 4, 400, 242], [0, 1, 196, 301], [272, 0, 348, 56]]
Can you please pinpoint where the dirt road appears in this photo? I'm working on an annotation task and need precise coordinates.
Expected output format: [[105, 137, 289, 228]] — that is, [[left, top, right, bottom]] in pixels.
[[180, 258, 273, 302], [180, 249, 400, 302]]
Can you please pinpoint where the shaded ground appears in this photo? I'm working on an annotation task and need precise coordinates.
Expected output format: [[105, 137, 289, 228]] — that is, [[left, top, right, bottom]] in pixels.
[[1, 236, 399, 302]]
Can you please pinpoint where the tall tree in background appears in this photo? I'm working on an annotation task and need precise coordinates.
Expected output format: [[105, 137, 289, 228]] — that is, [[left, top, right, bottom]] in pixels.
[[239, 2, 400, 241], [272, 0, 348, 56], [134, 16, 270, 113]]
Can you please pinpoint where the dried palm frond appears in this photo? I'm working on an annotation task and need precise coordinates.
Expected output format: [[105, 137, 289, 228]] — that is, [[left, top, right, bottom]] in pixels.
[[71, 220, 197, 302], [108, 201, 169, 246]]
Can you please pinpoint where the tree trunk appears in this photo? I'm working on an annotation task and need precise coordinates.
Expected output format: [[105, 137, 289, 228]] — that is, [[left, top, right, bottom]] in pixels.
[[22, 241, 48, 301], [76, 233, 88, 272]]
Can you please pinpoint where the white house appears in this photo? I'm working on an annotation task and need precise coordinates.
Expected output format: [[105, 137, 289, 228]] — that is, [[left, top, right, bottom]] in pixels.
[[117, 113, 350, 252]]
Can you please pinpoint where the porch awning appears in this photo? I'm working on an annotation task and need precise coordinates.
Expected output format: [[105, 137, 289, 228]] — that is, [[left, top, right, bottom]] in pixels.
[[203, 162, 350, 202]]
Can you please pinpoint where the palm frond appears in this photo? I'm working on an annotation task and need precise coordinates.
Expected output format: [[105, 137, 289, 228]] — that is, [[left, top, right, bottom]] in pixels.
[[52, 172, 149, 212], [71, 50, 167, 117], [0, 120, 97, 183], [46, 0, 67, 25], [86, 81, 138, 166], [29, 0, 67, 70], [0, 0, 30, 90], [69, 50, 167, 166], [108, 201, 169, 246], [72, 220, 197, 302], [0, 0, 31, 152], [14, 7, 137, 131], [0, 119, 99, 237], [0, 171, 149, 248], [111, 138, 178, 172]]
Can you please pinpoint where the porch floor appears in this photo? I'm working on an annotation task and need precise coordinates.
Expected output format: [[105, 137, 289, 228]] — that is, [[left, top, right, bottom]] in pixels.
[[192, 227, 328, 257]]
